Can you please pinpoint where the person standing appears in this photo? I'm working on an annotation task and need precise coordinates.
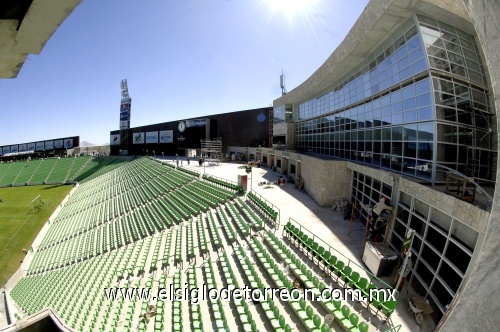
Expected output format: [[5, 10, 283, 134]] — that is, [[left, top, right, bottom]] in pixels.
[[368, 196, 393, 241], [372, 196, 393, 221]]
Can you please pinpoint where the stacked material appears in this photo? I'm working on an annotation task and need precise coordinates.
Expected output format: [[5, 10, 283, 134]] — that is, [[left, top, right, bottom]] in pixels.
[[332, 199, 349, 211]]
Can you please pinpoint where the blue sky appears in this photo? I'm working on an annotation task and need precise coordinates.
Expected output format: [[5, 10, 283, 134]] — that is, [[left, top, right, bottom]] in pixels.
[[0, 0, 369, 146]]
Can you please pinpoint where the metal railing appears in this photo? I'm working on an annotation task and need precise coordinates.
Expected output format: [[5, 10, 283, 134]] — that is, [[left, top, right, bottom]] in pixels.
[[286, 217, 396, 292]]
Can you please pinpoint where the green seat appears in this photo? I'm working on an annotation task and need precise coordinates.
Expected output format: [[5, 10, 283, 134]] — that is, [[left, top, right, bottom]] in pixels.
[[303, 306, 315, 330], [313, 314, 322, 329], [331, 299, 342, 319], [271, 307, 281, 329], [321, 251, 331, 267], [343, 312, 359, 330], [380, 299, 398, 321], [321, 323, 330, 332], [348, 271, 360, 288], [278, 315, 286, 330], [315, 246, 325, 261], [300, 234, 308, 247], [363, 283, 378, 307], [334, 260, 345, 278], [355, 277, 369, 291], [297, 299, 308, 320], [305, 238, 313, 251], [341, 265, 352, 283], [352, 321, 369, 332], [340, 304, 350, 322], [328, 255, 337, 272]]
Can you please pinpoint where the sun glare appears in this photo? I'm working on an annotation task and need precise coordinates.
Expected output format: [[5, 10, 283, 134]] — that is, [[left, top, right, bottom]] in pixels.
[[266, 0, 314, 21]]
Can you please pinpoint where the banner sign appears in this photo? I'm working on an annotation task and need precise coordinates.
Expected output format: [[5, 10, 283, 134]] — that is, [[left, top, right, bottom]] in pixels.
[[120, 102, 131, 123], [401, 229, 415, 255], [110, 134, 120, 145], [120, 112, 130, 121], [133, 132, 144, 144], [35, 142, 45, 151], [10, 145, 18, 153], [27, 143, 36, 151], [45, 141, 54, 150], [186, 119, 206, 128], [19, 143, 26, 152], [65, 139, 73, 149], [159, 130, 173, 143], [146, 131, 158, 144], [3, 146, 10, 154], [54, 140, 63, 149], [120, 120, 128, 129]]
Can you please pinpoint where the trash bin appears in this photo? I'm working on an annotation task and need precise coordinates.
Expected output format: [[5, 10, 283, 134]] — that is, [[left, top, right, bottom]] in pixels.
[[325, 314, 335, 327]]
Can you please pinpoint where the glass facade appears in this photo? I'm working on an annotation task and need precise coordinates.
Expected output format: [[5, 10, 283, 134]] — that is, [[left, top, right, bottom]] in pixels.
[[297, 17, 424, 121], [391, 190, 478, 318], [417, 13, 495, 182], [273, 105, 293, 124], [273, 105, 286, 124], [290, 14, 495, 183], [417, 14, 487, 86]]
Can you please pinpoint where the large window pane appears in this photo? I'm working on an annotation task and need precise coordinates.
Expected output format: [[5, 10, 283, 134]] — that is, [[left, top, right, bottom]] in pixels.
[[418, 123, 434, 141], [415, 261, 434, 288], [426, 225, 447, 252], [445, 240, 471, 275]]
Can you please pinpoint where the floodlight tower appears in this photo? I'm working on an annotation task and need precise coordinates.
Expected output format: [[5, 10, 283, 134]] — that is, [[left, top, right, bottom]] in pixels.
[[119, 79, 132, 155]]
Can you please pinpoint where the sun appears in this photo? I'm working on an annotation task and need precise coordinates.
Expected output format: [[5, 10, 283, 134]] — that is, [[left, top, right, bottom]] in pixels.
[[266, 0, 314, 21]]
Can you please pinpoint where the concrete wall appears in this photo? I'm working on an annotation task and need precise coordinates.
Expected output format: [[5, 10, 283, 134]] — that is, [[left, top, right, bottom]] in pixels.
[[272, 122, 295, 149], [230, 146, 353, 207], [300, 156, 351, 206], [397, 177, 489, 234], [438, 0, 500, 330]]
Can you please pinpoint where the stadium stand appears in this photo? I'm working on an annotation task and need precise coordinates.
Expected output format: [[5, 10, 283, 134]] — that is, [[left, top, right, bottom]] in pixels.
[[46, 157, 75, 182], [0, 162, 25, 185], [7, 157, 391, 331], [66, 155, 92, 180], [0, 156, 126, 186], [12, 159, 42, 185], [29, 158, 58, 183]]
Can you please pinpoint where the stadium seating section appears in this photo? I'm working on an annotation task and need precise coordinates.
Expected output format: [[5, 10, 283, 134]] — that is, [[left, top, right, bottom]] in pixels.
[[7, 157, 395, 331], [0, 156, 134, 186]]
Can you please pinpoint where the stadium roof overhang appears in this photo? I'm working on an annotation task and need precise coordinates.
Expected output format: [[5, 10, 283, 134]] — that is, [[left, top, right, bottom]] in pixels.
[[0, 0, 82, 78], [273, 0, 473, 107]]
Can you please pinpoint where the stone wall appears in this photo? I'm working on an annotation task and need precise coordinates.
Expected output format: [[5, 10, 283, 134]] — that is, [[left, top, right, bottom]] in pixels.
[[300, 156, 352, 207]]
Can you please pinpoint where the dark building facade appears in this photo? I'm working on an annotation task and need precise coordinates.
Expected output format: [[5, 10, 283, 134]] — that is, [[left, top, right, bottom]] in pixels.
[[0, 136, 80, 158], [110, 107, 270, 156]]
